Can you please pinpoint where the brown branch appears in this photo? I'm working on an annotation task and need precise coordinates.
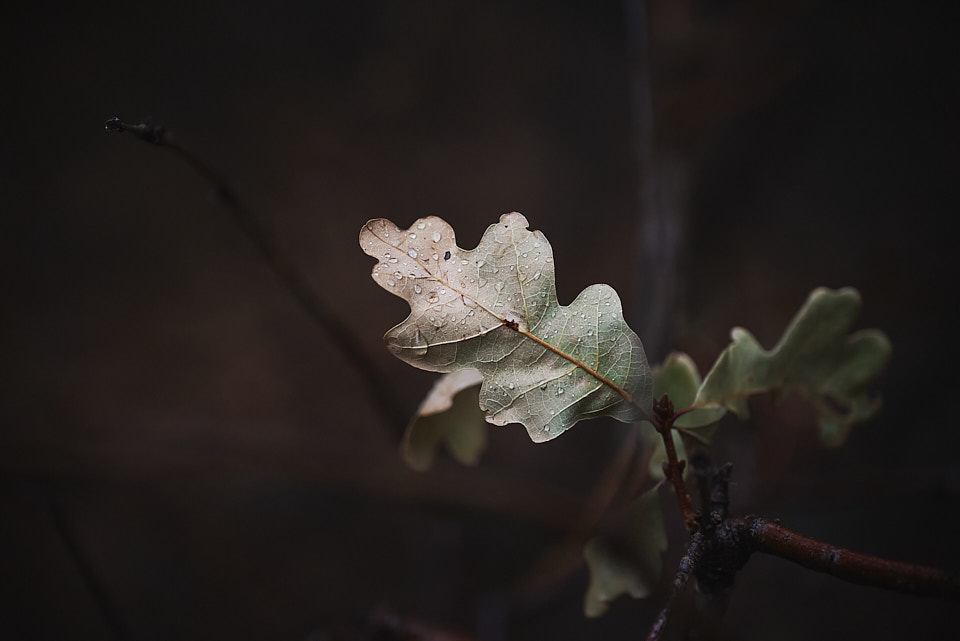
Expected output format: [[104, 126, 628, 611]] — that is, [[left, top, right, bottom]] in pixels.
[[653, 456, 958, 639], [104, 117, 409, 433], [741, 516, 960, 600], [652, 394, 698, 531]]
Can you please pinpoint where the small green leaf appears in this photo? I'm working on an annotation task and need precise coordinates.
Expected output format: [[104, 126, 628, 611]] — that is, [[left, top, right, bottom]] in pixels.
[[361, 213, 652, 443], [695, 287, 891, 446], [654, 352, 725, 431], [584, 487, 667, 617], [643, 353, 723, 479], [402, 369, 487, 471], [653, 352, 701, 409]]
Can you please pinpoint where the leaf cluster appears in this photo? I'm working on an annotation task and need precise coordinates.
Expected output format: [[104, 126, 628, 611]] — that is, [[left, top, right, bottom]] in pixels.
[[360, 213, 891, 616]]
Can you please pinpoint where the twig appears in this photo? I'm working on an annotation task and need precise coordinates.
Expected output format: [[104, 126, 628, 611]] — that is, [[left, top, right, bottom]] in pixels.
[[652, 394, 698, 530], [577, 425, 642, 530], [741, 516, 960, 600], [46, 489, 131, 640], [653, 456, 959, 639], [104, 117, 408, 433], [647, 531, 705, 641]]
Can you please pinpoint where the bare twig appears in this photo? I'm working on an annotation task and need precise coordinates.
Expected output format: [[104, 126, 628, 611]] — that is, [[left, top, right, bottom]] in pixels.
[[741, 516, 960, 601], [655, 455, 959, 640], [46, 489, 131, 640], [652, 394, 698, 530], [647, 531, 705, 641], [104, 117, 408, 433]]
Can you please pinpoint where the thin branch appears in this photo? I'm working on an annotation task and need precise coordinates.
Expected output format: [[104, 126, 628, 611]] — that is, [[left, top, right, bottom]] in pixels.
[[647, 531, 705, 641], [742, 516, 960, 601], [652, 395, 698, 530], [46, 489, 131, 640], [105, 117, 408, 433], [577, 425, 642, 531]]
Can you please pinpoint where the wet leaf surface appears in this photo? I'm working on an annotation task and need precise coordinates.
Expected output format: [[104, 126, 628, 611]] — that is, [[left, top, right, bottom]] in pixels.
[[361, 213, 652, 442]]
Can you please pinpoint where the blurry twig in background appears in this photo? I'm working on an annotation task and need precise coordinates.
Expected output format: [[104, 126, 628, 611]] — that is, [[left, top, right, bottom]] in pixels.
[[507, 424, 644, 607], [43, 486, 131, 641], [104, 117, 408, 434]]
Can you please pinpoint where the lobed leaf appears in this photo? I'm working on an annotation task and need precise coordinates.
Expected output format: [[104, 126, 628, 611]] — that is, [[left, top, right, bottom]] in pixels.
[[694, 287, 891, 446], [401, 369, 487, 471], [583, 487, 667, 617], [360, 213, 652, 442]]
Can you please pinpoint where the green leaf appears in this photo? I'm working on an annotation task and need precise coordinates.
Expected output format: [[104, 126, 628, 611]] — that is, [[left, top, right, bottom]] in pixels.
[[360, 213, 652, 442], [643, 353, 723, 479], [654, 352, 725, 431], [583, 487, 667, 617], [402, 369, 487, 471], [694, 287, 891, 446]]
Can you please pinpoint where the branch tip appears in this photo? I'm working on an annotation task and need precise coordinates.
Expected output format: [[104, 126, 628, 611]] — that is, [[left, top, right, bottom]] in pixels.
[[103, 116, 166, 144]]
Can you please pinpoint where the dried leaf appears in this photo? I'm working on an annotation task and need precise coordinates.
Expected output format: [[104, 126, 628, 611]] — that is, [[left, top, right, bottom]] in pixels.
[[694, 287, 891, 446], [402, 370, 486, 471], [583, 487, 667, 617], [360, 213, 652, 442]]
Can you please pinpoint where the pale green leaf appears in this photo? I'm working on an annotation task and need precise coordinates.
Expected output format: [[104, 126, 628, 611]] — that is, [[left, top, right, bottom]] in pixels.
[[583, 487, 667, 617], [694, 287, 891, 446], [360, 213, 652, 442], [654, 352, 725, 431], [402, 369, 487, 471], [643, 353, 723, 479]]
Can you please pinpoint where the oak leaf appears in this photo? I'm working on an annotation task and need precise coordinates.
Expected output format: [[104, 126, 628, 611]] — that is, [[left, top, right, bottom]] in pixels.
[[401, 369, 486, 471], [360, 213, 652, 442], [583, 487, 667, 617], [694, 287, 891, 446]]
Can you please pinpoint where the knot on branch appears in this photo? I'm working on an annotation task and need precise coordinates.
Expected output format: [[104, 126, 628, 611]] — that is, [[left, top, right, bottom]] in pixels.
[[690, 457, 753, 595], [695, 519, 753, 594]]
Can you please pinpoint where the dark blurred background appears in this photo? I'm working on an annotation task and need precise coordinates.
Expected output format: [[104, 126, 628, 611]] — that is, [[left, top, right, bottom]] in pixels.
[[2, 1, 958, 639]]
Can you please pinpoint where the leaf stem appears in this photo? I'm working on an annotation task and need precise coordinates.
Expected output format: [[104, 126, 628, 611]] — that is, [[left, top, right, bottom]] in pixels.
[[671, 406, 698, 418]]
